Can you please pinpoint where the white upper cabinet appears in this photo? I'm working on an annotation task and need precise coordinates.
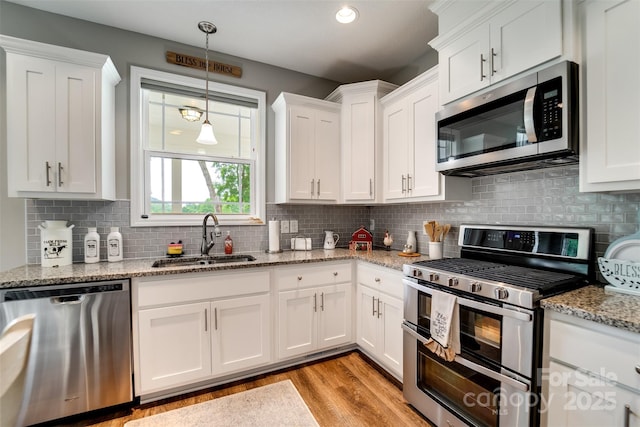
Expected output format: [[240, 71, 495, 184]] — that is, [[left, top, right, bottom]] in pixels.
[[579, 0, 640, 192], [381, 67, 471, 203], [430, 0, 563, 104], [325, 81, 397, 204], [0, 35, 120, 200], [273, 93, 341, 203]]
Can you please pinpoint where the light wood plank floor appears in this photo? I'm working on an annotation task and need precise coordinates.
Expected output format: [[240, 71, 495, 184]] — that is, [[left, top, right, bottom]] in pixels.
[[58, 351, 432, 427]]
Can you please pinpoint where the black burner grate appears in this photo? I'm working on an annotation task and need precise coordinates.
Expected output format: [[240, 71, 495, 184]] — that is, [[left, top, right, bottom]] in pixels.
[[412, 258, 581, 291]]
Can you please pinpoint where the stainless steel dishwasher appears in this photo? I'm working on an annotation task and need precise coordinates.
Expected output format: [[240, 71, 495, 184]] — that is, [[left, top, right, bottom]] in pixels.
[[0, 279, 132, 426]]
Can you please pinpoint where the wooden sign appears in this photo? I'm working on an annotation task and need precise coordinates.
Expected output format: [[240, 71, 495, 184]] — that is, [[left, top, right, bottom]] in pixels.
[[166, 51, 242, 78]]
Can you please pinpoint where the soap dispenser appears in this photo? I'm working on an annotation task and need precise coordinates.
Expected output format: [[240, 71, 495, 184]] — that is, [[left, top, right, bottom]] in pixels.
[[224, 231, 233, 254]]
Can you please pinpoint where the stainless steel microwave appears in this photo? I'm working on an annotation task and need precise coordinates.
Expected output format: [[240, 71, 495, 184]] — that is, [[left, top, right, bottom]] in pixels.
[[436, 61, 578, 177]]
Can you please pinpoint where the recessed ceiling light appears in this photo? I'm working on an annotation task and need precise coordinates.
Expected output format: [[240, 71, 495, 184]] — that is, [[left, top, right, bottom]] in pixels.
[[336, 6, 358, 24]]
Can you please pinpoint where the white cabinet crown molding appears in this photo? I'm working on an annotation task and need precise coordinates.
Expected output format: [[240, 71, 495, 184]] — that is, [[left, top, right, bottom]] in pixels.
[[428, 0, 514, 50], [0, 35, 120, 84], [325, 80, 398, 103], [380, 66, 438, 106], [272, 92, 340, 113]]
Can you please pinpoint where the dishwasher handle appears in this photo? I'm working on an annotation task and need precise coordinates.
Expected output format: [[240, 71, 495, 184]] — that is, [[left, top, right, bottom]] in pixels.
[[50, 295, 85, 305], [1, 281, 128, 302]]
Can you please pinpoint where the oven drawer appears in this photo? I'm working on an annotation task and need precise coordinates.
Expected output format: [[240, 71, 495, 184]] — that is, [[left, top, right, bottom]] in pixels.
[[548, 313, 640, 391]]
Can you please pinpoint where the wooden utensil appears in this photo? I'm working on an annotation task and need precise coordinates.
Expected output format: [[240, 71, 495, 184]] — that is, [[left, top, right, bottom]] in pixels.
[[434, 225, 444, 242], [442, 224, 451, 241]]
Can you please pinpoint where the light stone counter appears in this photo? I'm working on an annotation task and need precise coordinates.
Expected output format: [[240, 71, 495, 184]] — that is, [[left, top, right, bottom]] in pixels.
[[0, 248, 429, 289], [541, 285, 640, 334]]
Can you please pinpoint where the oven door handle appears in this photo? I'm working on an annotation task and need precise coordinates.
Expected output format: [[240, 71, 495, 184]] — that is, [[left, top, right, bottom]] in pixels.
[[402, 322, 530, 392], [404, 280, 532, 322]]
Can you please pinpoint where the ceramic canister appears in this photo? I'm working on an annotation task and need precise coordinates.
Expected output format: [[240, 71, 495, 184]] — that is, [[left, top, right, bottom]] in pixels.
[[38, 220, 75, 267]]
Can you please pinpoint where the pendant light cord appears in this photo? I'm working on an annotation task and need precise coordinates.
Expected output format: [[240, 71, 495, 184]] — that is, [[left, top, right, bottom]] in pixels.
[[198, 21, 217, 124]]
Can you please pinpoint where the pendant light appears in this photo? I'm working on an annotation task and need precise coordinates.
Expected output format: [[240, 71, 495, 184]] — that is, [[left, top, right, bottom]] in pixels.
[[196, 21, 218, 145]]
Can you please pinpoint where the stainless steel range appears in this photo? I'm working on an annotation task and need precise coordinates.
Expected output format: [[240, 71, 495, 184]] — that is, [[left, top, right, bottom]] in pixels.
[[402, 224, 594, 427]]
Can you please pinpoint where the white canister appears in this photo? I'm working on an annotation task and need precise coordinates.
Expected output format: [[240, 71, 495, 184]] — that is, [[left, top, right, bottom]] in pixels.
[[107, 227, 123, 262], [84, 227, 100, 264], [38, 220, 74, 267]]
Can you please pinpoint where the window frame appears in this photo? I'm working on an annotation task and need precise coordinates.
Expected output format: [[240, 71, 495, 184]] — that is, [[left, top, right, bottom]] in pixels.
[[129, 66, 266, 227]]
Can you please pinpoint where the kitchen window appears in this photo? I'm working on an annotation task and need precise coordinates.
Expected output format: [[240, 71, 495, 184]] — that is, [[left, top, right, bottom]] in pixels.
[[130, 66, 266, 227]]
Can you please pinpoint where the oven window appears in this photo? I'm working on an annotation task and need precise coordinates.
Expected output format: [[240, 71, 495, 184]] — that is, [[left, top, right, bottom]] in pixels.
[[418, 291, 502, 366], [418, 347, 500, 427]]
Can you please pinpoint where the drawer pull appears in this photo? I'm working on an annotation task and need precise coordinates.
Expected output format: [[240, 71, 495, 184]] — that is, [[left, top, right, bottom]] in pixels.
[[297, 276, 302, 281], [375, 277, 381, 283], [333, 272, 338, 276], [636, 365, 640, 375]]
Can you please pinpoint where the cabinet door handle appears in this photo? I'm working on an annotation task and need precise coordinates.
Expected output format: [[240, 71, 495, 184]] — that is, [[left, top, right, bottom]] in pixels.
[[480, 54, 487, 81], [58, 162, 64, 187], [317, 179, 320, 196], [401, 175, 406, 193], [635, 365, 640, 375], [45, 161, 52, 186], [204, 308, 208, 332], [372, 296, 377, 316], [490, 48, 497, 76], [310, 179, 315, 196], [369, 178, 373, 197], [320, 292, 324, 311], [624, 404, 631, 427], [314, 293, 317, 312], [377, 298, 382, 318], [407, 174, 412, 192], [214, 307, 218, 330]]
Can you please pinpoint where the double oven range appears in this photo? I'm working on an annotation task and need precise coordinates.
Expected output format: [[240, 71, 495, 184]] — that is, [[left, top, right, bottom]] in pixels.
[[402, 224, 594, 427]]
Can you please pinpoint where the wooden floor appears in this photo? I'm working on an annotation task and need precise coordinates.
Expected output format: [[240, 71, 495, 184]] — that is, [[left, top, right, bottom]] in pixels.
[[58, 351, 432, 427]]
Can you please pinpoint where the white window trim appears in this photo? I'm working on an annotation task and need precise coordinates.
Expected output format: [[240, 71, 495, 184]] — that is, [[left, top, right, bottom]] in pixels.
[[129, 66, 266, 227]]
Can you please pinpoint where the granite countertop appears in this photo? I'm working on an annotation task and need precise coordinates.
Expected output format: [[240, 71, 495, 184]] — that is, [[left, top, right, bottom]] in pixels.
[[0, 248, 429, 289], [541, 285, 640, 334]]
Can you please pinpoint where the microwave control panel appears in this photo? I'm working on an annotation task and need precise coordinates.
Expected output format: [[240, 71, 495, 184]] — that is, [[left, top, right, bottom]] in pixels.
[[539, 77, 562, 141]]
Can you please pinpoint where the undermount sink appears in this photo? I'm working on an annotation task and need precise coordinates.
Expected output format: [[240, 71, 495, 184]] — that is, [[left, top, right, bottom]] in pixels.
[[152, 254, 257, 268]]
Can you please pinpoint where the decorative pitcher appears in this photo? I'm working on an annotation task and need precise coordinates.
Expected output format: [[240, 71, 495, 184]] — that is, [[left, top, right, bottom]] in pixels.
[[324, 231, 340, 250]]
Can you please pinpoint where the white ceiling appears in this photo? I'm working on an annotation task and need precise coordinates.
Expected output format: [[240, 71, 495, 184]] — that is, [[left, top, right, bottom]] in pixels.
[[6, 0, 438, 83]]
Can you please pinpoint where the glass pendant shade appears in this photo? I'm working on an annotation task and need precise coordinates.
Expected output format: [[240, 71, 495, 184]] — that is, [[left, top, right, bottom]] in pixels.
[[196, 120, 218, 145]]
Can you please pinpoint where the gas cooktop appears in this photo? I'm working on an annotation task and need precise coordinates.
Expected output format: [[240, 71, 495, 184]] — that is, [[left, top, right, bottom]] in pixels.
[[403, 224, 594, 308]]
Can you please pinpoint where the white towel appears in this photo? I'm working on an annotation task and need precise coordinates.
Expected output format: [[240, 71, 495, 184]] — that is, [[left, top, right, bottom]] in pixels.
[[424, 288, 460, 362]]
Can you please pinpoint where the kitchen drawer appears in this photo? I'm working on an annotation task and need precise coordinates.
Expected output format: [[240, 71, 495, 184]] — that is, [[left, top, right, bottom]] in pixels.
[[357, 262, 403, 300], [548, 314, 640, 392], [134, 269, 270, 308], [275, 261, 352, 290]]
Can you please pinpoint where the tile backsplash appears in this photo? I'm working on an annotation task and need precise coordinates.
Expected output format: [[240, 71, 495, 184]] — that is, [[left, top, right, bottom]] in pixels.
[[26, 165, 640, 280]]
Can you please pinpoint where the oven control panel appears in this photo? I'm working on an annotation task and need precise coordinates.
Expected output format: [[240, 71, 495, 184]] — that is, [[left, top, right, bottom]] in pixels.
[[459, 224, 592, 260]]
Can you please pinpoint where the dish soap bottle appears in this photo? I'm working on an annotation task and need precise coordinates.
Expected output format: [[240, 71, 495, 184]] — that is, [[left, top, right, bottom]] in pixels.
[[107, 227, 123, 262], [224, 231, 233, 254], [84, 227, 100, 263]]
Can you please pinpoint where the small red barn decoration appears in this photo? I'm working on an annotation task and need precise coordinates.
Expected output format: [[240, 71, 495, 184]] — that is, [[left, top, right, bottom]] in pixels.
[[349, 226, 372, 253]]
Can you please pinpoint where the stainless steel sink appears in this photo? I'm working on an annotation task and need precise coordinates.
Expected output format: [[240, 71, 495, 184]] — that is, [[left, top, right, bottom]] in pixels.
[[152, 254, 256, 268]]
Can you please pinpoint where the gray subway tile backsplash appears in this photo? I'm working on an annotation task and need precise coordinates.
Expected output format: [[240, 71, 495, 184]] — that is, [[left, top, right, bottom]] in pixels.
[[24, 165, 639, 280]]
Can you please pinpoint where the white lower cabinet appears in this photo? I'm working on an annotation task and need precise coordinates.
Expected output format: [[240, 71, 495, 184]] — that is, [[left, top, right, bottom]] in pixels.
[[133, 270, 271, 395], [356, 263, 403, 379], [276, 261, 353, 360], [211, 294, 271, 376], [543, 311, 640, 427]]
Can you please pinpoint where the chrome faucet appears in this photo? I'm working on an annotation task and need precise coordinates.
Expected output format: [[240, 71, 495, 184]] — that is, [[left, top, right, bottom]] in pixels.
[[201, 213, 221, 255]]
